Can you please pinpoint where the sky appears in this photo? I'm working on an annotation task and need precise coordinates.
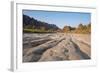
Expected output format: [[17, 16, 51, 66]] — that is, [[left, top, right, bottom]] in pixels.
[[23, 10, 91, 29]]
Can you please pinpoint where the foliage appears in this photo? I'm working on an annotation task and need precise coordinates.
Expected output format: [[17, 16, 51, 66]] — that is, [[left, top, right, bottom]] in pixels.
[[62, 23, 91, 34], [74, 23, 91, 34], [23, 29, 54, 33], [62, 26, 71, 33]]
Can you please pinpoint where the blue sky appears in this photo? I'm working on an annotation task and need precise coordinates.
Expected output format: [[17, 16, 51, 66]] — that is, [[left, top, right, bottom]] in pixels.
[[23, 10, 91, 29]]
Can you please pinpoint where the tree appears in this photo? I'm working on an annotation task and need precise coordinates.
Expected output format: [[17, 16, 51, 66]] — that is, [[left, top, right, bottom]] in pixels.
[[63, 25, 71, 33], [86, 23, 91, 33], [87, 23, 91, 28], [78, 23, 84, 29]]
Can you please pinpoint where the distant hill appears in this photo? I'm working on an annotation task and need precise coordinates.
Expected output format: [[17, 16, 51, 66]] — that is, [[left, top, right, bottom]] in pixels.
[[23, 14, 59, 33]]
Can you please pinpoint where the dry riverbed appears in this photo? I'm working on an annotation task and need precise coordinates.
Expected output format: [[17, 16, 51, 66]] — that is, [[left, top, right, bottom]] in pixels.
[[23, 33, 91, 62]]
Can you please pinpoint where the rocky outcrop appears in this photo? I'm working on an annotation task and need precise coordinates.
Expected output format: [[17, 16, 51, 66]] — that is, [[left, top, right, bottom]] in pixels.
[[23, 33, 91, 62]]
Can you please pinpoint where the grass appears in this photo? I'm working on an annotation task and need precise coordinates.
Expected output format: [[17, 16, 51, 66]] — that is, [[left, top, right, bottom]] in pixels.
[[23, 29, 54, 33]]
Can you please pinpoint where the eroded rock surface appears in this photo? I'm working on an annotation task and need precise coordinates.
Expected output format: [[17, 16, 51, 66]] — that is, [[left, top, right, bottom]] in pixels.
[[23, 33, 91, 62]]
